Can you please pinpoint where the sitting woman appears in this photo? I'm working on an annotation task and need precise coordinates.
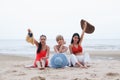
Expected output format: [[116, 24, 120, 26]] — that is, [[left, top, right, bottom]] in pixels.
[[50, 35, 69, 68], [26, 29, 50, 70], [69, 22, 90, 68]]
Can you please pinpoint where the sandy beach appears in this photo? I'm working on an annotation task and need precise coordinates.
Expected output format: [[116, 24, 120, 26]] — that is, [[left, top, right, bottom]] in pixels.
[[0, 51, 120, 80]]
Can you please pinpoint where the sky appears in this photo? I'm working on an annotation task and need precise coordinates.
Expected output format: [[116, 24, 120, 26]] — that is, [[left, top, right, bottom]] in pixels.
[[0, 0, 120, 40]]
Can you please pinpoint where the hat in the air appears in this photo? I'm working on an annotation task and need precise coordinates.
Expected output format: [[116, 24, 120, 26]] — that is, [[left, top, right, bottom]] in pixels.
[[26, 32, 34, 45], [80, 19, 95, 34], [50, 53, 69, 68]]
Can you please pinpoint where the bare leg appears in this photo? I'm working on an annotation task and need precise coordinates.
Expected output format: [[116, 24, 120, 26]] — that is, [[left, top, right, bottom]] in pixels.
[[84, 62, 90, 68], [78, 61, 88, 68], [36, 61, 42, 69], [75, 62, 84, 68], [41, 59, 45, 70]]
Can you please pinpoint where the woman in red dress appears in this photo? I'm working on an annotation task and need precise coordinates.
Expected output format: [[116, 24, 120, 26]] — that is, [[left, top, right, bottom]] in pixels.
[[34, 35, 50, 70], [27, 29, 50, 70]]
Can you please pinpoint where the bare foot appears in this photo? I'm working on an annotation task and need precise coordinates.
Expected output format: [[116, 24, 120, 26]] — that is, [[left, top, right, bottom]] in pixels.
[[83, 65, 88, 69], [24, 65, 35, 68]]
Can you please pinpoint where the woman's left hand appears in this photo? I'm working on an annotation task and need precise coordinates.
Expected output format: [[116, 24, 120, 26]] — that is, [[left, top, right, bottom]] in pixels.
[[83, 21, 87, 31], [42, 57, 48, 60]]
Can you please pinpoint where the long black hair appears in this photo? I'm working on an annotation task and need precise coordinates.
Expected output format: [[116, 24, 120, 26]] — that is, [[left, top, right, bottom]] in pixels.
[[71, 33, 80, 44], [37, 35, 46, 53]]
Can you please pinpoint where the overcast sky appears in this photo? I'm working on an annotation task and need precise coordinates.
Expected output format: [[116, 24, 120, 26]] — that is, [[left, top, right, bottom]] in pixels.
[[0, 0, 120, 40]]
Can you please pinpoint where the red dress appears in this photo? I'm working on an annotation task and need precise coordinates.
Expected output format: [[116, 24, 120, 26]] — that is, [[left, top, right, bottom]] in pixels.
[[34, 50, 48, 67], [72, 45, 83, 54]]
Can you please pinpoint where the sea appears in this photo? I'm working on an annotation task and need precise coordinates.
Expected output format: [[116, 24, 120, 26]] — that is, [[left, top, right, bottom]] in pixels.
[[0, 39, 120, 56]]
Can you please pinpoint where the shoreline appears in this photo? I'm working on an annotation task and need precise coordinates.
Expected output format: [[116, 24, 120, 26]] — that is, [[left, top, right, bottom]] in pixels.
[[1, 50, 120, 54], [0, 50, 120, 60]]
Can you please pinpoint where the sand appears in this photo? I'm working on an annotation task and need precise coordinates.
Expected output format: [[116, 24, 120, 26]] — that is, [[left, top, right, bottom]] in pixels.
[[0, 51, 120, 80]]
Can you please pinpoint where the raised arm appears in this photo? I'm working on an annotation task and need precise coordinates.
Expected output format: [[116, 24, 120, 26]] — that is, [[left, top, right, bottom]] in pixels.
[[27, 29, 39, 47], [34, 39, 39, 47], [79, 22, 87, 45]]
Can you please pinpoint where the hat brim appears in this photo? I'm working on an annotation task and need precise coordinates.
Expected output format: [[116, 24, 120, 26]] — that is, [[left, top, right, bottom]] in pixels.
[[80, 19, 95, 34], [50, 53, 69, 68]]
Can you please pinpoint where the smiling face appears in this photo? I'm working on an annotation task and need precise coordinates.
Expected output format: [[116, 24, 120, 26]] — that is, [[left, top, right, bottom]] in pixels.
[[71, 33, 80, 44], [56, 35, 64, 45], [73, 35, 79, 44], [40, 35, 46, 45]]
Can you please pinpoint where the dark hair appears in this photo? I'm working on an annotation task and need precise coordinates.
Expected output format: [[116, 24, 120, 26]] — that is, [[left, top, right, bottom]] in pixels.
[[71, 33, 80, 44], [37, 42, 42, 53], [37, 35, 46, 53]]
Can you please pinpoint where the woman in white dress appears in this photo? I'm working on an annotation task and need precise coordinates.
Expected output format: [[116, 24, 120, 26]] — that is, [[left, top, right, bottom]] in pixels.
[[69, 22, 90, 68]]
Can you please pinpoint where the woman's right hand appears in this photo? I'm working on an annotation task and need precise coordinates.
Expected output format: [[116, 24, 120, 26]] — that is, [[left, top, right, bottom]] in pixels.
[[27, 28, 32, 33], [79, 21, 87, 45], [83, 22, 87, 31]]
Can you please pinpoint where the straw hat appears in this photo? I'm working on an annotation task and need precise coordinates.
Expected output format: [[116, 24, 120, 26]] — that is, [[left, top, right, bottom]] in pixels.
[[26, 32, 34, 45], [50, 53, 69, 68], [80, 19, 95, 34]]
